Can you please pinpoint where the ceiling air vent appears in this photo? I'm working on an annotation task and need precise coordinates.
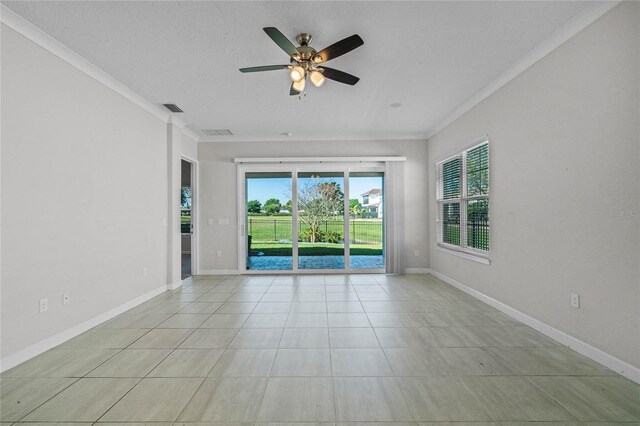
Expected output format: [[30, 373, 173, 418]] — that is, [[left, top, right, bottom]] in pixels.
[[202, 129, 234, 136], [162, 103, 183, 113]]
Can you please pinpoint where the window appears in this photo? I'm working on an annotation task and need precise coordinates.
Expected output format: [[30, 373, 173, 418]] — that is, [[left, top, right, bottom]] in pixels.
[[436, 140, 489, 258]]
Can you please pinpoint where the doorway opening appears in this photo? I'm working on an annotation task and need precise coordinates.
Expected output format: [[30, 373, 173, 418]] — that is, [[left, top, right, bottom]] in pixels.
[[181, 159, 194, 279]]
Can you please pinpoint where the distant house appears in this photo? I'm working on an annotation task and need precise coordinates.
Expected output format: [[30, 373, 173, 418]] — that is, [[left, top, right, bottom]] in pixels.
[[361, 189, 383, 218]]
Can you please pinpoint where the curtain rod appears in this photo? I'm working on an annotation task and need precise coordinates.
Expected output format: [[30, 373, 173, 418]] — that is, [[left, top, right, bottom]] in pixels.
[[233, 156, 407, 164]]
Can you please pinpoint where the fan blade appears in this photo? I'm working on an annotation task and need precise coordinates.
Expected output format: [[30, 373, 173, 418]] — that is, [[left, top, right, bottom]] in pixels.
[[320, 67, 360, 85], [263, 27, 299, 58], [315, 34, 364, 63], [289, 83, 298, 96], [239, 65, 289, 73]]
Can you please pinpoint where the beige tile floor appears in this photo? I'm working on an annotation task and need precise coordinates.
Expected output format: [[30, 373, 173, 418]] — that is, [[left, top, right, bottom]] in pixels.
[[1, 273, 639, 424]]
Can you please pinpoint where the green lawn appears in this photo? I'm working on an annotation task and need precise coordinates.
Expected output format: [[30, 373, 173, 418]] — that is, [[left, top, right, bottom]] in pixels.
[[247, 215, 382, 245], [250, 242, 382, 256]]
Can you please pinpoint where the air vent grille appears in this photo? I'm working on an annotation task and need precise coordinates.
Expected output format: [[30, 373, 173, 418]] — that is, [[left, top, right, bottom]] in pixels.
[[162, 103, 183, 113], [202, 129, 234, 136]]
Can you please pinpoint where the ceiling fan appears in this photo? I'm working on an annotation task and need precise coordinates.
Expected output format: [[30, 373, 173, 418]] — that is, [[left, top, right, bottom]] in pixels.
[[239, 27, 364, 95]]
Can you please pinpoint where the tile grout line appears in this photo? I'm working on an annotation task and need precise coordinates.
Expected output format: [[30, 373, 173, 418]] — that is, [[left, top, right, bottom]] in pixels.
[[92, 278, 223, 423], [254, 275, 287, 422]]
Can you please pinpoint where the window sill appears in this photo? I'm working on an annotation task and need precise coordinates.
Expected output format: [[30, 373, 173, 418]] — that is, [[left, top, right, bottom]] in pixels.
[[435, 244, 491, 265]]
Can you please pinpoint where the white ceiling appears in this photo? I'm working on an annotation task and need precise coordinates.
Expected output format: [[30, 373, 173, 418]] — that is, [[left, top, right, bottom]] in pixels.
[[3, 1, 593, 142]]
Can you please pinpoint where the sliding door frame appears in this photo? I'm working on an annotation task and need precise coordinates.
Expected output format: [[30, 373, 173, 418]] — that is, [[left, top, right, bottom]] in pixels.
[[237, 162, 385, 274]]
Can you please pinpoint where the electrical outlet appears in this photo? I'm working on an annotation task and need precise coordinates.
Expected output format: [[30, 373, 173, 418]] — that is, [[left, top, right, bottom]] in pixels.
[[63, 293, 70, 304], [218, 218, 229, 225], [216, 250, 222, 257], [39, 298, 48, 313], [570, 293, 580, 308], [414, 250, 420, 257]]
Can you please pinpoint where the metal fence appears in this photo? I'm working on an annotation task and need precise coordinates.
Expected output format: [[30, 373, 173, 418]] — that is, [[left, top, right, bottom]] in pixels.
[[248, 218, 382, 245], [442, 220, 489, 251]]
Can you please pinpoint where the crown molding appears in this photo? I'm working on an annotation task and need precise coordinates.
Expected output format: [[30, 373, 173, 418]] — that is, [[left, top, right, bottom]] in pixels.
[[181, 127, 201, 142], [1, 4, 171, 123], [425, 1, 621, 139], [168, 116, 187, 128]]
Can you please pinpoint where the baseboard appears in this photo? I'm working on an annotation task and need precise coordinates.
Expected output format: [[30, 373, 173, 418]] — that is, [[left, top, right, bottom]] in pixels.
[[0, 284, 167, 373], [167, 280, 183, 290], [198, 269, 241, 275], [428, 269, 640, 384]]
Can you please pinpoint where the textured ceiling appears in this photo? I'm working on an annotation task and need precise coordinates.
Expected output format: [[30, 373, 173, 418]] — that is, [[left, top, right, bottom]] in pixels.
[[3, 1, 592, 142]]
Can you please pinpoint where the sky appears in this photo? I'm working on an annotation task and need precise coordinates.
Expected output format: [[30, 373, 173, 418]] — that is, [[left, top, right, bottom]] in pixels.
[[247, 176, 382, 205]]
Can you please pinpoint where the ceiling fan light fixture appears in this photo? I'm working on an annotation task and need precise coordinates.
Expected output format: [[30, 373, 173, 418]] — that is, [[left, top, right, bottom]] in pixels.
[[310, 70, 326, 88], [290, 65, 305, 83], [292, 78, 306, 93]]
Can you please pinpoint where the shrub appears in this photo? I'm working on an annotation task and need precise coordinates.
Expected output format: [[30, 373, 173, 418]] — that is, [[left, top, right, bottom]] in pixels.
[[323, 231, 342, 243], [298, 229, 343, 243]]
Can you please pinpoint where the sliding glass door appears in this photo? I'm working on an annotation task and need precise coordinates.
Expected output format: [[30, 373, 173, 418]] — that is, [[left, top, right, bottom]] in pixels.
[[245, 172, 293, 270], [349, 172, 384, 269], [297, 172, 345, 270], [241, 165, 384, 273]]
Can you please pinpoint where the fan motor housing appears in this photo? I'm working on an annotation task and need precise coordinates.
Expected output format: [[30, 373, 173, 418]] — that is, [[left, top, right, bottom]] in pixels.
[[295, 45, 317, 61]]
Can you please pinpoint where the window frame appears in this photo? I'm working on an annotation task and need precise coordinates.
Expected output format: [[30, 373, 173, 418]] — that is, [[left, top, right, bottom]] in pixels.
[[436, 138, 490, 262]]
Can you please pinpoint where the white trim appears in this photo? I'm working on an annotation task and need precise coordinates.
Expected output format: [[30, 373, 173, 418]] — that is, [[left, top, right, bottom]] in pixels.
[[435, 135, 490, 165], [429, 270, 640, 384], [425, 1, 621, 138], [435, 245, 491, 265], [0, 284, 167, 373], [167, 280, 183, 291], [234, 157, 406, 164], [169, 116, 187, 128], [0, 5, 173, 123], [181, 127, 201, 143], [198, 269, 241, 275], [171, 118, 200, 143]]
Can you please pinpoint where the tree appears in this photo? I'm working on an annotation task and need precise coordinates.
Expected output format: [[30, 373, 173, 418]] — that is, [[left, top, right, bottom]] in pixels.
[[466, 143, 489, 196], [247, 200, 262, 214], [349, 199, 363, 218], [181, 187, 192, 208], [297, 180, 343, 243], [284, 199, 292, 214], [263, 198, 281, 215]]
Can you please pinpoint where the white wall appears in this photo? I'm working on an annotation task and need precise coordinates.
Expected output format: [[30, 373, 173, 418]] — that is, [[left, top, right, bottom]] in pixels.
[[1, 25, 168, 359], [181, 133, 198, 162], [197, 140, 429, 272], [427, 2, 639, 368]]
